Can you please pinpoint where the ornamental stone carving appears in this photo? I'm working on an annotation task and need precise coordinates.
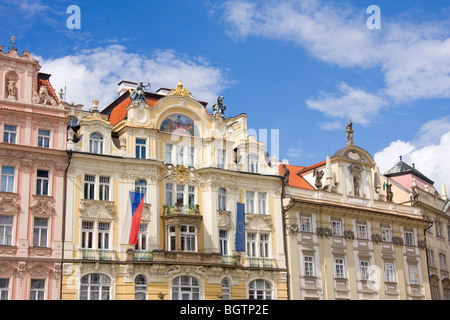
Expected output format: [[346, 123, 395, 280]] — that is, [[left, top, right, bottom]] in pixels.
[[30, 196, 55, 217], [0, 193, 20, 214], [217, 210, 231, 229], [372, 234, 382, 243], [417, 240, 427, 250], [79, 199, 115, 219], [286, 224, 299, 235], [344, 230, 355, 240], [245, 214, 273, 232], [316, 227, 332, 237], [392, 236, 404, 246]]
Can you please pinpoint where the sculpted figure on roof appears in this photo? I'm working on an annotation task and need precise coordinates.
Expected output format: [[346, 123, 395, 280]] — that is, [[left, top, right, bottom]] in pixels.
[[346, 119, 354, 146], [130, 79, 150, 103], [212, 96, 226, 117]]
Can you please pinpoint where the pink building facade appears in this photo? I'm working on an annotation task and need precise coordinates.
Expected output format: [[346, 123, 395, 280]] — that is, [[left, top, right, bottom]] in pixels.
[[0, 44, 68, 299]]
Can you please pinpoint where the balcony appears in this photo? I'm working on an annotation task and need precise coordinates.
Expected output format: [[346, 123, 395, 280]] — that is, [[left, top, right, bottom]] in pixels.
[[80, 249, 114, 261], [163, 204, 200, 215], [133, 250, 153, 262], [248, 258, 275, 268]]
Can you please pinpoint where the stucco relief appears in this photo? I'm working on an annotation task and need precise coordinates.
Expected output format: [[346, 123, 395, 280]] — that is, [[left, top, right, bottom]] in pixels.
[[79, 199, 115, 220], [245, 214, 273, 232], [217, 209, 231, 229], [30, 196, 55, 217], [0, 193, 20, 214]]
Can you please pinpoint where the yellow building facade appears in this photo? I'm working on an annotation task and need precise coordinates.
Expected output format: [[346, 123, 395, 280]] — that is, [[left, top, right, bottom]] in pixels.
[[61, 81, 287, 300]]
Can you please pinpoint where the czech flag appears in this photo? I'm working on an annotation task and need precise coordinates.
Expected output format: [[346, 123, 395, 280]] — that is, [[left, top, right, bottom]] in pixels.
[[122, 191, 145, 245]]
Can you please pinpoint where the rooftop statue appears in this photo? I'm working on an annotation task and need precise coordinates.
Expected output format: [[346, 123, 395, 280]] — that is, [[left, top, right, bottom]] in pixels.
[[130, 79, 150, 103], [346, 119, 354, 146], [212, 96, 226, 117]]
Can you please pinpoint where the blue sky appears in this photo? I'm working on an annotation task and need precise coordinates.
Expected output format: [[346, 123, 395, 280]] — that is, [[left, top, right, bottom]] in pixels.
[[1, 0, 449, 190]]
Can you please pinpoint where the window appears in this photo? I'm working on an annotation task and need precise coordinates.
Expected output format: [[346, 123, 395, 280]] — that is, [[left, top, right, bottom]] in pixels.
[[357, 224, 367, 239], [165, 183, 173, 205], [30, 279, 45, 300], [99, 176, 110, 201], [187, 147, 194, 167], [33, 218, 48, 247], [0, 216, 13, 245], [381, 226, 391, 242], [89, 132, 103, 154], [136, 224, 148, 251], [37, 129, 50, 148], [436, 220, 443, 237], [331, 220, 342, 236], [1, 166, 14, 192], [36, 170, 49, 196], [258, 193, 267, 214], [168, 226, 176, 251], [360, 261, 370, 281], [84, 175, 95, 200], [219, 230, 228, 255], [249, 279, 272, 300], [409, 265, 419, 285], [259, 234, 270, 258], [165, 144, 173, 164], [301, 216, 312, 232], [135, 179, 147, 202], [221, 278, 231, 300], [335, 258, 345, 278], [180, 225, 196, 251], [385, 262, 395, 282], [82, 221, 94, 249], [135, 138, 146, 159], [218, 188, 227, 210], [429, 250, 435, 268], [0, 279, 8, 300], [405, 231, 414, 246], [176, 184, 184, 204], [172, 276, 200, 300], [135, 275, 147, 300], [246, 191, 255, 213], [304, 256, 314, 277], [3, 125, 16, 144], [439, 253, 448, 271], [248, 154, 258, 173], [188, 186, 195, 206], [97, 222, 110, 249], [217, 149, 225, 169], [247, 233, 257, 258], [176, 145, 184, 165], [80, 274, 111, 300]]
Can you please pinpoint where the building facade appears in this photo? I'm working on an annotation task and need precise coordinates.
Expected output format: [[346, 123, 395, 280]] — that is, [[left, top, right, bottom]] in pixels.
[[384, 159, 450, 300], [281, 123, 432, 300], [61, 80, 287, 300], [0, 44, 68, 299]]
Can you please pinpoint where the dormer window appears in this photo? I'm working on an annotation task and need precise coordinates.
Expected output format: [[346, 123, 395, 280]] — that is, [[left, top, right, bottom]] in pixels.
[[248, 154, 258, 173], [89, 132, 103, 154]]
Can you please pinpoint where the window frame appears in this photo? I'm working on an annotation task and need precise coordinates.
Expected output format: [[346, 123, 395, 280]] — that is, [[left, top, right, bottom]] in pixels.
[[37, 129, 50, 148], [334, 257, 346, 279], [248, 279, 272, 300], [1, 165, 15, 193], [35, 169, 49, 196], [89, 132, 104, 154], [331, 220, 342, 237], [304, 255, 315, 277], [32, 218, 48, 247], [3, 125, 16, 144], [301, 216, 312, 233], [218, 188, 227, 211], [135, 138, 146, 159], [80, 273, 111, 300], [0, 215, 13, 246], [29, 279, 45, 300]]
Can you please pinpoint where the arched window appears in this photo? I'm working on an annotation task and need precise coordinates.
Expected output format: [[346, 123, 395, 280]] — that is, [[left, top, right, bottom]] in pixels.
[[80, 274, 110, 300], [135, 275, 147, 300], [248, 154, 258, 173], [89, 132, 103, 154], [218, 188, 227, 210], [249, 279, 272, 300], [221, 278, 231, 300], [172, 276, 200, 300]]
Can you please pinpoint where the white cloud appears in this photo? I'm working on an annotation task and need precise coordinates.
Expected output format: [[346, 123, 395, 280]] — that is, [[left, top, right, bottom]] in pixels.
[[37, 45, 230, 109], [222, 0, 450, 123], [287, 147, 303, 159], [305, 82, 388, 125], [374, 119, 450, 190]]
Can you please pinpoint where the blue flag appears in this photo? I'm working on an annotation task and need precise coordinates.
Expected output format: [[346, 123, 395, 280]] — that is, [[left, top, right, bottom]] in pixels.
[[236, 203, 245, 252]]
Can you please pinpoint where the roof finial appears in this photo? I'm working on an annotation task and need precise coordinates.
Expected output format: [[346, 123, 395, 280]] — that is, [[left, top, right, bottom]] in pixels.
[[8, 36, 17, 51], [399, 156, 402, 162]]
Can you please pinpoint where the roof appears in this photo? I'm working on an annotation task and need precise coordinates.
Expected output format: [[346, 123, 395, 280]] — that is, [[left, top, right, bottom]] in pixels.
[[102, 90, 209, 126], [279, 164, 315, 190], [384, 160, 434, 185], [37, 72, 59, 102], [299, 160, 326, 174]]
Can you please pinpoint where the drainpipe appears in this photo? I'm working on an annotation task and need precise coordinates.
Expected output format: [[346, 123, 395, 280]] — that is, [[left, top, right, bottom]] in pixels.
[[423, 220, 433, 299], [280, 177, 292, 300], [60, 150, 72, 300]]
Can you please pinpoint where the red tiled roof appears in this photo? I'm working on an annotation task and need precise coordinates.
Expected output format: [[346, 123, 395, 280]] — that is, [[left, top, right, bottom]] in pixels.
[[279, 164, 315, 190], [37, 72, 59, 102], [299, 160, 326, 174]]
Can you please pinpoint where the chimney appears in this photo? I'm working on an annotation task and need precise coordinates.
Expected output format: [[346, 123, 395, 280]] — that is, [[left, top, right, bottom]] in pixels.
[[117, 80, 137, 96]]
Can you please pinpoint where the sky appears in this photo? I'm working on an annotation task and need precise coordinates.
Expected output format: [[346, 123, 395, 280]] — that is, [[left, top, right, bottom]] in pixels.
[[1, 0, 449, 191]]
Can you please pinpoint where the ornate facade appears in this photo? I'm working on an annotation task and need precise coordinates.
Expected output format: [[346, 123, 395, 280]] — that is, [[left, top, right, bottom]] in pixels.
[[0, 45, 68, 299], [281, 123, 432, 300], [384, 159, 450, 300], [61, 81, 287, 300]]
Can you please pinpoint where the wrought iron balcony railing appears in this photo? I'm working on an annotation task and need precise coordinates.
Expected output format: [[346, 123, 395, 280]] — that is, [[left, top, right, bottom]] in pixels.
[[163, 204, 200, 215]]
